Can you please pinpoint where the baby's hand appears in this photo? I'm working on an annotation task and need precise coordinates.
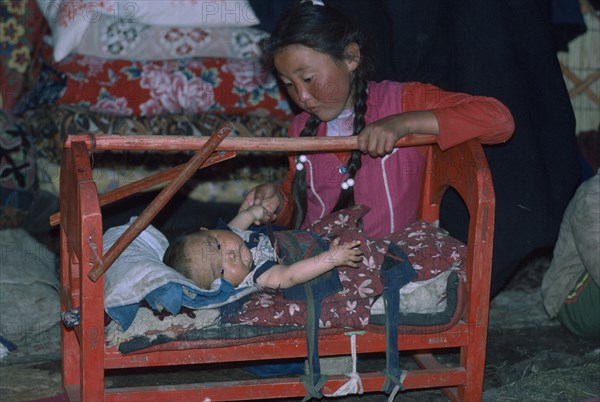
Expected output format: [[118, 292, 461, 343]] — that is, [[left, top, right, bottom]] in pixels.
[[327, 238, 363, 268]]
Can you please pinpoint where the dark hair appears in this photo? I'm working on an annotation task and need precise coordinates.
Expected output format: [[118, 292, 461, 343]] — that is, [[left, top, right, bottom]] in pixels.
[[163, 232, 214, 289], [163, 235, 193, 276], [260, 2, 373, 228]]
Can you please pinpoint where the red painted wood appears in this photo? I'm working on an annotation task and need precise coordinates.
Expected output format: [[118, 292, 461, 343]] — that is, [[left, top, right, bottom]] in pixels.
[[63, 133, 438, 152], [49, 150, 236, 227], [99, 368, 465, 401], [87, 124, 232, 281], [58, 135, 493, 402], [102, 325, 471, 369]]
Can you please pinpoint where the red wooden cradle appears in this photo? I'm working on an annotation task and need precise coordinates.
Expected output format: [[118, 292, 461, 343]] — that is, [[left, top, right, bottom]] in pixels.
[[54, 123, 495, 401]]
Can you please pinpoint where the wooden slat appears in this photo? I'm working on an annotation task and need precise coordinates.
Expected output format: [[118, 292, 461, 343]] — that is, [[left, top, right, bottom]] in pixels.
[[87, 124, 232, 281], [102, 368, 466, 401], [103, 324, 471, 369], [63, 133, 438, 152], [49, 150, 236, 227]]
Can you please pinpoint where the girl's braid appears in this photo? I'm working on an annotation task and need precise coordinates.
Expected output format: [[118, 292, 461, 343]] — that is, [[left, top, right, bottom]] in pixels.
[[331, 65, 369, 213], [260, 2, 373, 228]]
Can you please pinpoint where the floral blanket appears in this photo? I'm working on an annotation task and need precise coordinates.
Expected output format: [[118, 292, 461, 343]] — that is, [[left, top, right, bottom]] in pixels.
[[36, 44, 292, 119], [104, 207, 466, 353], [229, 222, 391, 329], [226, 206, 465, 329]]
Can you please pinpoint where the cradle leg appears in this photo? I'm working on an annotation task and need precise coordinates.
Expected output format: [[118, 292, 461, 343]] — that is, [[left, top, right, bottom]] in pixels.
[[61, 328, 82, 401], [61, 315, 81, 398], [458, 328, 486, 401], [60, 226, 82, 399], [60, 249, 106, 400], [62, 321, 105, 401], [78, 304, 105, 400], [79, 200, 106, 400]]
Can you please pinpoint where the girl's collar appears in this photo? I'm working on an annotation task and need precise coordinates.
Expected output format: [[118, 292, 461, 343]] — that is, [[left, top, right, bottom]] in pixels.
[[328, 109, 353, 163], [337, 108, 353, 119]]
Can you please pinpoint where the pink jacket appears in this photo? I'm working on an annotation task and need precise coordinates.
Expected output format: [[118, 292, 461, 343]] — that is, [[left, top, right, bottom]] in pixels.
[[276, 81, 515, 237]]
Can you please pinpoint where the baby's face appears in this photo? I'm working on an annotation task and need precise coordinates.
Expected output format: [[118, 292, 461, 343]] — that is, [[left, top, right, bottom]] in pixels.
[[188, 230, 252, 287]]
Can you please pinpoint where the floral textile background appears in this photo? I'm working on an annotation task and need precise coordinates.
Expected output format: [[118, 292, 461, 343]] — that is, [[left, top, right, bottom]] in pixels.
[[1, 0, 47, 227], [1, 0, 46, 111], [40, 45, 292, 118]]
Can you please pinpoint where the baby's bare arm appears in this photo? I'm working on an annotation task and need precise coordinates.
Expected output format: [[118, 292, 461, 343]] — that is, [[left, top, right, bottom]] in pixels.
[[257, 239, 363, 289]]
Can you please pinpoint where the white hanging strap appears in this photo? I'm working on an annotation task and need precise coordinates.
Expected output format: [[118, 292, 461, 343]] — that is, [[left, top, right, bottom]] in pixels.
[[387, 371, 408, 402], [303, 156, 326, 219], [324, 331, 364, 397]]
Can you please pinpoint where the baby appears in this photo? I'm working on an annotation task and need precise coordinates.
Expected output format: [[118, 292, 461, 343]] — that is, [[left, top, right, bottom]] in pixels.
[[163, 205, 363, 290]]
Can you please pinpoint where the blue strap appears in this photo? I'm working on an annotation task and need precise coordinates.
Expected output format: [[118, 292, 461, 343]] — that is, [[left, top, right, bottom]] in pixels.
[[380, 244, 416, 395], [300, 281, 328, 401], [381, 274, 404, 394]]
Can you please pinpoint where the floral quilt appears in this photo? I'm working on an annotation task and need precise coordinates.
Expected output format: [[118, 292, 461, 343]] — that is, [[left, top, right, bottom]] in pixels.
[[1, 0, 48, 226], [1, 0, 47, 112], [39, 45, 292, 118], [104, 208, 466, 353], [226, 206, 466, 330]]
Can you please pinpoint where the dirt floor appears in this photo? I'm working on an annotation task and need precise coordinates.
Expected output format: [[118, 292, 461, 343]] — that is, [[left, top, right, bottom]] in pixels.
[[1, 196, 599, 401]]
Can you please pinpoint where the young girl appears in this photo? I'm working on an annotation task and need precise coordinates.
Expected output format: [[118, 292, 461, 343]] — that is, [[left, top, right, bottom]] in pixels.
[[163, 204, 363, 290], [240, 1, 515, 237]]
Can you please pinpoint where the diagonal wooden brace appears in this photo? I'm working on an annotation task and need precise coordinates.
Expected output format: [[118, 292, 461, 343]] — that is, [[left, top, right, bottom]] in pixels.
[[49, 150, 236, 227], [87, 123, 233, 282]]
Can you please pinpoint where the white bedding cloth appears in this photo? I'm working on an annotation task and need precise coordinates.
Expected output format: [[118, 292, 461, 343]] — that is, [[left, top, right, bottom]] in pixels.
[[103, 217, 256, 331]]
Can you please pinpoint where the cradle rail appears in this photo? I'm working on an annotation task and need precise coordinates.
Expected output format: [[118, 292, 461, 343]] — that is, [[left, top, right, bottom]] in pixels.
[[58, 131, 494, 402], [62, 132, 438, 151]]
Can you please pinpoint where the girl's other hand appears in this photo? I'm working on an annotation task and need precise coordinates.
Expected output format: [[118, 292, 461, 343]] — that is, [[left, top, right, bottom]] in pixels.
[[245, 205, 274, 224], [239, 183, 281, 223], [357, 111, 439, 157]]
